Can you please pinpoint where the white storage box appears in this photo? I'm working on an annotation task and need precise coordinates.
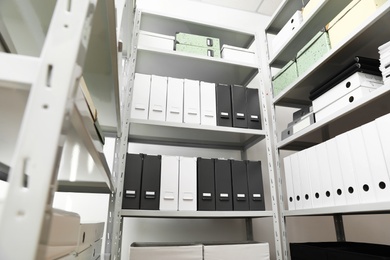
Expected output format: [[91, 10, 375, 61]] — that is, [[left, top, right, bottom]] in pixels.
[[221, 44, 256, 64], [138, 30, 175, 51], [129, 243, 203, 260], [203, 242, 270, 260], [313, 72, 383, 113], [315, 86, 378, 121], [272, 10, 303, 55]]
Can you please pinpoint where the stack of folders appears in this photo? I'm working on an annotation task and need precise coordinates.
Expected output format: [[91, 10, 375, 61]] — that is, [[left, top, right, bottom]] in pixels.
[[129, 241, 270, 260], [379, 41, 390, 85], [175, 32, 221, 58], [122, 154, 265, 212], [283, 112, 390, 211], [281, 106, 314, 140], [310, 57, 383, 122], [130, 73, 262, 130]]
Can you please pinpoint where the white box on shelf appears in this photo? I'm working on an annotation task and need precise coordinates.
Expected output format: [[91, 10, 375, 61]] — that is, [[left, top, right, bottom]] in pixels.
[[271, 10, 303, 55], [347, 127, 377, 203], [314, 142, 335, 208], [221, 44, 256, 64], [361, 121, 390, 201], [178, 156, 197, 211], [200, 81, 217, 126], [335, 132, 360, 205], [291, 112, 315, 133], [283, 156, 296, 210], [312, 72, 383, 113], [375, 113, 390, 190], [183, 79, 200, 124], [325, 139, 347, 206], [129, 243, 203, 260], [166, 77, 184, 123], [148, 75, 168, 121], [76, 222, 105, 253], [304, 146, 324, 208], [159, 155, 180, 211], [203, 242, 270, 260], [315, 86, 379, 122], [138, 30, 175, 51], [297, 151, 313, 209], [289, 153, 303, 210], [131, 73, 151, 120]]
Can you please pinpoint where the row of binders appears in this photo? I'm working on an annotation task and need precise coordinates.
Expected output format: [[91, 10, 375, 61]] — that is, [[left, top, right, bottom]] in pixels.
[[39, 208, 104, 260], [130, 73, 262, 129], [284, 113, 390, 210], [122, 154, 265, 211]]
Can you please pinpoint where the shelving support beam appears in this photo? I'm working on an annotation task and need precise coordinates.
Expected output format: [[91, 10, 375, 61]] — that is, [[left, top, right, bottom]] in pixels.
[[245, 218, 254, 241], [333, 214, 346, 242]]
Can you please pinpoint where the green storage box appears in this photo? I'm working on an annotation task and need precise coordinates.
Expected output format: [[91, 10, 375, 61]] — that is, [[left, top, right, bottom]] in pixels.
[[272, 60, 298, 97], [175, 32, 221, 49], [296, 30, 331, 75], [175, 43, 221, 58]]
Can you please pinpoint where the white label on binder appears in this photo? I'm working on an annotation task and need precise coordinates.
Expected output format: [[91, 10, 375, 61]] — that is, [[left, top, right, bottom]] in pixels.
[[163, 192, 175, 200], [251, 115, 259, 119], [220, 193, 229, 198], [253, 194, 261, 198], [183, 193, 194, 201], [237, 194, 246, 198], [135, 104, 146, 110], [145, 191, 155, 196]]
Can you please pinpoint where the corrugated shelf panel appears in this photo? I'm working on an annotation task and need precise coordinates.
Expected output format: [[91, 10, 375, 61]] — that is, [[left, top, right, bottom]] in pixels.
[[140, 10, 255, 48], [136, 46, 258, 86], [129, 119, 266, 150], [273, 1, 390, 106], [121, 210, 273, 218], [277, 85, 390, 151], [268, 0, 351, 68], [284, 202, 390, 217]]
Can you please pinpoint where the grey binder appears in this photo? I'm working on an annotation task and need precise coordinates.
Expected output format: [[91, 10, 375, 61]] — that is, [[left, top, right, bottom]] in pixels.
[[122, 153, 143, 210], [214, 159, 233, 211], [246, 161, 265, 211], [231, 85, 248, 128], [246, 88, 262, 129], [140, 154, 162, 210], [216, 83, 232, 127], [231, 160, 249, 211], [197, 158, 216, 211]]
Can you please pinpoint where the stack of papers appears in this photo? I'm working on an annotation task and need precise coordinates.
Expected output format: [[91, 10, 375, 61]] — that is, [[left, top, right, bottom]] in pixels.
[[378, 41, 390, 85]]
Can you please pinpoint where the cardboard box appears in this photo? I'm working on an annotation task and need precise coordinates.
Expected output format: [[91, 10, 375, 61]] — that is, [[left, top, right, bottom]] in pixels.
[[296, 30, 331, 75], [138, 30, 175, 51], [175, 43, 221, 58], [129, 243, 203, 260], [175, 32, 220, 50], [302, 0, 323, 21], [221, 44, 256, 64], [272, 10, 303, 55], [272, 60, 299, 97], [203, 242, 270, 260], [327, 0, 387, 48]]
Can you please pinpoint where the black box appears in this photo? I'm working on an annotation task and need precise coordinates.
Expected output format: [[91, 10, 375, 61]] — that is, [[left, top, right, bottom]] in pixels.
[[231, 85, 248, 128], [140, 154, 162, 210], [197, 158, 216, 211], [214, 159, 233, 211], [216, 83, 233, 127], [122, 153, 144, 210]]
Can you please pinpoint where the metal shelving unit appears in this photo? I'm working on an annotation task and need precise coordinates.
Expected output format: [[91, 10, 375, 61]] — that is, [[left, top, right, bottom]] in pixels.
[[264, 0, 390, 259]]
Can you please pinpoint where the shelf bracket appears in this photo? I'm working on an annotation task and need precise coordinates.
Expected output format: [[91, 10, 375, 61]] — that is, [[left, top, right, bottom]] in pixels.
[[245, 218, 254, 241], [333, 214, 346, 242]]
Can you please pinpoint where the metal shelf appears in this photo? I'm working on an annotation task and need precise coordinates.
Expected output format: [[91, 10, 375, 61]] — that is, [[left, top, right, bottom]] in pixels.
[[136, 46, 258, 87], [128, 119, 266, 150], [284, 202, 390, 217], [268, 0, 351, 68], [121, 210, 273, 218], [277, 85, 390, 151], [273, 1, 390, 106]]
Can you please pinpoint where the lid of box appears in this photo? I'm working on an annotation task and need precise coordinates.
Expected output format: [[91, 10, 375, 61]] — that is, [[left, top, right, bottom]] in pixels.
[[296, 29, 327, 57], [221, 44, 254, 54], [272, 60, 296, 80], [139, 30, 175, 40]]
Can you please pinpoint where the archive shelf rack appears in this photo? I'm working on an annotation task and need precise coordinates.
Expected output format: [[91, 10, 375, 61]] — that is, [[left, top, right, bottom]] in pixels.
[[263, 0, 390, 259], [112, 7, 284, 260], [0, 0, 135, 259]]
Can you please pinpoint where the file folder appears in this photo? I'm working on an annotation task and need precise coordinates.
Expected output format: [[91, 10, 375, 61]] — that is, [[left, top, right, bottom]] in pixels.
[[375, 113, 390, 190], [231, 160, 249, 211], [304, 147, 323, 208], [347, 127, 377, 203], [335, 133, 360, 205], [140, 154, 162, 210], [297, 151, 313, 209], [149, 75, 168, 121], [325, 139, 347, 206], [231, 85, 248, 128], [214, 159, 233, 211], [283, 156, 296, 210], [166, 77, 184, 123], [246, 161, 265, 211], [361, 121, 390, 201], [246, 88, 262, 129], [184, 79, 200, 124], [159, 155, 179, 211], [200, 81, 217, 126], [130, 73, 151, 120], [197, 158, 216, 211], [289, 153, 304, 210], [314, 142, 335, 207], [179, 157, 197, 211], [216, 83, 233, 127], [122, 153, 143, 209]]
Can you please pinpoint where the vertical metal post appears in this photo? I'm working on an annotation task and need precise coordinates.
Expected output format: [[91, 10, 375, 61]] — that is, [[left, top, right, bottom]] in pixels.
[[333, 214, 346, 242], [246, 218, 254, 241]]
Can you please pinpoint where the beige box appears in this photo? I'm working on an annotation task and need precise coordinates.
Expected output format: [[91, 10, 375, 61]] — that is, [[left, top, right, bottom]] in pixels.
[[327, 0, 387, 48], [203, 242, 270, 260], [129, 243, 203, 260], [138, 30, 175, 51], [221, 44, 256, 64], [302, 0, 323, 21]]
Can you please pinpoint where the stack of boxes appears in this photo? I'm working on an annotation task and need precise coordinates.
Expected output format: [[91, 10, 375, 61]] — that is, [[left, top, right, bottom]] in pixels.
[[379, 41, 390, 85], [175, 32, 221, 58]]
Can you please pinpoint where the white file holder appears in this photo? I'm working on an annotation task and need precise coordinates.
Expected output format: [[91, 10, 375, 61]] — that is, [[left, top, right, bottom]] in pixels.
[[200, 81, 216, 126], [159, 155, 179, 211], [183, 79, 200, 124], [375, 113, 390, 186], [130, 73, 151, 120], [361, 121, 390, 201], [315, 142, 335, 208], [148, 75, 168, 121], [297, 151, 313, 209], [325, 139, 347, 206], [335, 132, 360, 205], [283, 156, 296, 210], [289, 153, 303, 210], [178, 156, 197, 211], [166, 77, 184, 123], [304, 146, 324, 208]]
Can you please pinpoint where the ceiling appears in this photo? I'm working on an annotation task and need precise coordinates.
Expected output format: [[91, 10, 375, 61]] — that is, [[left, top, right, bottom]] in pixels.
[[189, 0, 283, 16]]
